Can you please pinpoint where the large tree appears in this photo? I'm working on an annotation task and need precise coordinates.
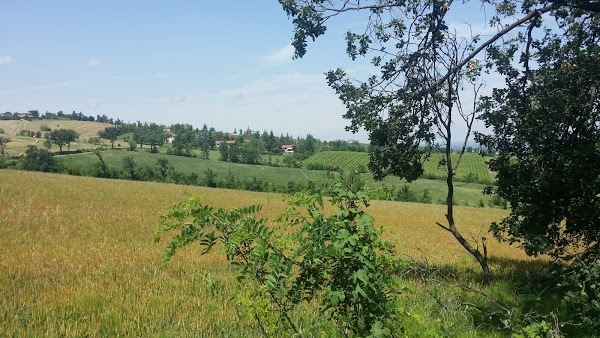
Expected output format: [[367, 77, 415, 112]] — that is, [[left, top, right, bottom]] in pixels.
[[278, 0, 600, 277], [476, 4, 600, 260], [98, 126, 123, 149], [48, 128, 79, 153]]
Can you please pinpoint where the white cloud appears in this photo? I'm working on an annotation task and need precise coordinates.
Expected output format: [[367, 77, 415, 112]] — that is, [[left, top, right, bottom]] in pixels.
[[0, 56, 13, 65], [260, 44, 295, 64], [87, 58, 102, 67]]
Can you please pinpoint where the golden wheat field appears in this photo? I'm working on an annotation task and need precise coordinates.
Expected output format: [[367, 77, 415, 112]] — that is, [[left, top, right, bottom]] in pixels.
[[0, 170, 540, 336]]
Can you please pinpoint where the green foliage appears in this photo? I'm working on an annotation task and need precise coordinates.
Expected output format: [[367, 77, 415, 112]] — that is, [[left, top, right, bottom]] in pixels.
[[98, 126, 124, 149], [0, 136, 11, 156], [196, 124, 212, 159], [127, 139, 136, 151], [18, 146, 56, 172], [133, 123, 166, 151], [122, 155, 136, 180], [477, 19, 600, 259], [92, 150, 112, 178], [48, 128, 79, 153], [155, 158, 172, 181], [304, 151, 369, 172], [158, 172, 401, 336], [555, 259, 600, 333], [203, 168, 217, 188], [305, 151, 492, 183]]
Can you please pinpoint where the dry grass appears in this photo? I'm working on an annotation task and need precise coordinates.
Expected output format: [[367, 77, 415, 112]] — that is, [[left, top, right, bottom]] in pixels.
[[0, 120, 108, 156], [0, 120, 109, 140], [0, 170, 540, 336]]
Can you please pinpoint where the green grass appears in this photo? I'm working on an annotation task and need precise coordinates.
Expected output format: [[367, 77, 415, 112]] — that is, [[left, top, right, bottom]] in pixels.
[[423, 153, 492, 183], [304, 151, 492, 183], [57, 149, 497, 207], [303, 151, 369, 171]]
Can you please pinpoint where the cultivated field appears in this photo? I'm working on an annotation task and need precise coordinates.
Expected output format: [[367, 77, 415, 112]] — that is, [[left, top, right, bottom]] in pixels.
[[0, 170, 541, 336], [0, 119, 109, 155], [304, 151, 492, 183], [0, 119, 109, 140]]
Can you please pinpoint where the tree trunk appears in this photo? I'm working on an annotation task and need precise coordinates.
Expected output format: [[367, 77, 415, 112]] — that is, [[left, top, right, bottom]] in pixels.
[[439, 108, 491, 283]]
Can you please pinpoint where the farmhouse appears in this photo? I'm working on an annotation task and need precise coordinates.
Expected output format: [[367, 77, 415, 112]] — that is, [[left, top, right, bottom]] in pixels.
[[215, 140, 237, 148], [166, 135, 175, 144], [281, 144, 294, 155]]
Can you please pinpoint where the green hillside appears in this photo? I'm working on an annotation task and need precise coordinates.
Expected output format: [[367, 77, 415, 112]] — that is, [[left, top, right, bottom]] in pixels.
[[303, 151, 492, 183], [57, 149, 495, 207], [303, 151, 369, 171]]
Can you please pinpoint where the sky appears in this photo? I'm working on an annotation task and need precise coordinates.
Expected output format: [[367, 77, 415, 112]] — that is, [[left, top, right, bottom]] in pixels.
[[0, 1, 500, 143]]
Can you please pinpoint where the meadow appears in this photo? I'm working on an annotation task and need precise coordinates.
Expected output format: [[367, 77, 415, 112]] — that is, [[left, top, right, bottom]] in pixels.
[[57, 149, 496, 207], [0, 170, 550, 336]]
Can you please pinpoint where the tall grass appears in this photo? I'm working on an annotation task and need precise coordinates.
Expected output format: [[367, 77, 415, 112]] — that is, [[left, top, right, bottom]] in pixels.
[[0, 170, 542, 336]]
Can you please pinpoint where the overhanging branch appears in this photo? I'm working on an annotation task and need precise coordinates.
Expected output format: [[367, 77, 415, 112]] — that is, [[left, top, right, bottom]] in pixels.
[[434, 4, 556, 90]]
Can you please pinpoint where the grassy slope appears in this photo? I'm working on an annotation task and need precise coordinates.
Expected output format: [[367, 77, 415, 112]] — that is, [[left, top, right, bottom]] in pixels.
[[0, 119, 109, 155], [59, 149, 495, 206], [304, 150, 492, 183], [0, 170, 541, 336]]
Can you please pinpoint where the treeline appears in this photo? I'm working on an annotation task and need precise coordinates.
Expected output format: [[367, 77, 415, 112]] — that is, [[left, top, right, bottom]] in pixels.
[[0, 109, 120, 124], [96, 122, 367, 161]]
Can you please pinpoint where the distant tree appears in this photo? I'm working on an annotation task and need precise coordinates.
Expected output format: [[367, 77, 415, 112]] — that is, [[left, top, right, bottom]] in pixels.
[[98, 126, 122, 148], [133, 125, 147, 149], [148, 124, 167, 153], [240, 139, 263, 165], [0, 136, 11, 156], [219, 142, 229, 162], [171, 123, 196, 156], [196, 124, 212, 159], [155, 157, 171, 181], [19, 146, 56, 172], [122, 155, 136, 180], [295, 134, 318, 155], [28, 110, 39, 118], [48, 128, 79, 153], [204, 168, 217, 187], [127, 139, 137, 151]]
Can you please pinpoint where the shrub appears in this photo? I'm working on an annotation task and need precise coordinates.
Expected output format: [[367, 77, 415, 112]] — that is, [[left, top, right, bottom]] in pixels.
[[18, 146, 56, 172], [555, 259, 600, 334], [157, 173, 402, 336]]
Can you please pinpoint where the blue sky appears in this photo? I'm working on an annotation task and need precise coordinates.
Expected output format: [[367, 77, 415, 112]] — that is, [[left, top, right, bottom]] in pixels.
[[1, 1, 499, 142]]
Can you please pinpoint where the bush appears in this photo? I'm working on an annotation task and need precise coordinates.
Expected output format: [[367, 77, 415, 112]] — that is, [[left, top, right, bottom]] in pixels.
[[18, 146, 56, 172], [555, 259, 600, 334], [158, 172, 401, 336], [88, 137, 102, 145]]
